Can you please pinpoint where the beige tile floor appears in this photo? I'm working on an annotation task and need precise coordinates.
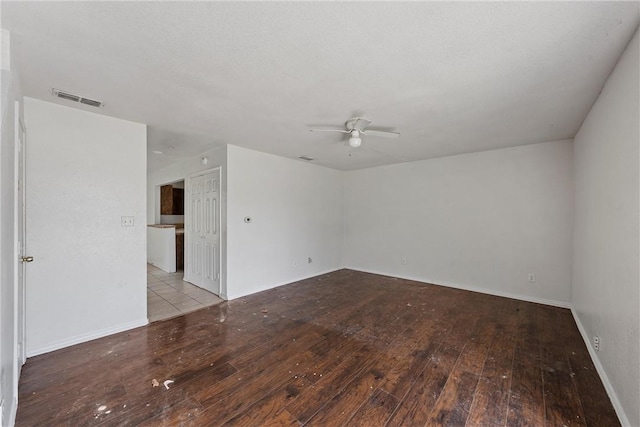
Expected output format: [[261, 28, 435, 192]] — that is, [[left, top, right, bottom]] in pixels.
[[147, 263, 223, 322]]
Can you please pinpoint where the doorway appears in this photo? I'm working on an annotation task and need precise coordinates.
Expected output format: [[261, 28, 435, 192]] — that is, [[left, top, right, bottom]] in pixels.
[[146, 171, 222, 322], [148, 179, 185, 273]]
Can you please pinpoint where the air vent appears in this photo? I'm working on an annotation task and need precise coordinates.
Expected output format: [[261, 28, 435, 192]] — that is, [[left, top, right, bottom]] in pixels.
[[298, 156, 315, 161], [52, 88, 104, 108], [55, 91, 80, 102], [79, 97, 102, 107]]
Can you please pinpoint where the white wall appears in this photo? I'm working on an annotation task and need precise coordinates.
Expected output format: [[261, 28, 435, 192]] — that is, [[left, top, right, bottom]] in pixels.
[[344, 140, 574, 306], [572, 29, 639, 427], [226, 145, 344, 299], [0, 28, 22, 427], [147, 145, 227, 296], [24, 98, 148, 356]]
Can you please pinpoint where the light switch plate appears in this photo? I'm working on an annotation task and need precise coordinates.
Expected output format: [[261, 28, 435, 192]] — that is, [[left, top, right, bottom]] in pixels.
[[121, 216, 134, 227]]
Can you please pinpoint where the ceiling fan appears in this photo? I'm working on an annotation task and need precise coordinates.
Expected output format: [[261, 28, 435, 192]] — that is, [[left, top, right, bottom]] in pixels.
[[309, 117, 400, 148]]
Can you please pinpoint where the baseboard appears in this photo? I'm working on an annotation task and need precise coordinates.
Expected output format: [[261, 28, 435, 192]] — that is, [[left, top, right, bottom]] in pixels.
[[26, 318, 149, 358], [6, 395, 17, 427], [347, 267, 572, 308], [227, 267, 343, 300], [571, 309, 629, 427]]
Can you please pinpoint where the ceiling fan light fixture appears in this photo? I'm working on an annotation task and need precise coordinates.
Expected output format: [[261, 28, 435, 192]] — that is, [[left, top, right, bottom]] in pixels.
[[349, 130, 362, 148], [309, 118, 398, 149]]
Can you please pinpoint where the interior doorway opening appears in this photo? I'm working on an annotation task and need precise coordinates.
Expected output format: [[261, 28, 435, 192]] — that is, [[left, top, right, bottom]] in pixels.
[[147, 177, 222, 322], [147, 167, 224, 322], [147, 179, 184, 274]]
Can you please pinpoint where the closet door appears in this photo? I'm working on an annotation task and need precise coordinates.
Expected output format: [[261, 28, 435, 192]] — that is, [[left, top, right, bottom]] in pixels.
[[186, 170, 220, 294], [187, 175, 204, 286], [201, 172, 220, 293]]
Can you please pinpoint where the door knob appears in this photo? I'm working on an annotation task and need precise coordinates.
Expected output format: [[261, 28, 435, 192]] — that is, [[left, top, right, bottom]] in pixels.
[[21, 256, 34, 263]]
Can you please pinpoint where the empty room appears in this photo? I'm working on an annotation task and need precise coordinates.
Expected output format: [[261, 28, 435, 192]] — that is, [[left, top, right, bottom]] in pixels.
[[0, 2, 638, 426]]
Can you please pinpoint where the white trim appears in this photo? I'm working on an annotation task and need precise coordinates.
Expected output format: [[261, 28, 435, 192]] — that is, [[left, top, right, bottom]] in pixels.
[[12, 101, 20, 411], [188, 166, 221, 179], [347, 267, 572, 308], [227, 268, 343, 300], [13, 101, 26, 375], [571, 309, 629, 427], [26, 318, 148, 358], [7, 95, 23, 427], [7, 395, 17, 427]]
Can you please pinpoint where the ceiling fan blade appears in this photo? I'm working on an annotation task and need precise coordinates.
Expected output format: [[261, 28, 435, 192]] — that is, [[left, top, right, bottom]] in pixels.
[[347, 117, 372, 131], [309, 128, 349, 133], [354, 118, 372, 131], [362, 129, 400, 138]]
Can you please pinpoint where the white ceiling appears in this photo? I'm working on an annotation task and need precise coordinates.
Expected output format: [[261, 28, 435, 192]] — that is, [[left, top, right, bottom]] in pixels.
[[3, 2, 638, 172]]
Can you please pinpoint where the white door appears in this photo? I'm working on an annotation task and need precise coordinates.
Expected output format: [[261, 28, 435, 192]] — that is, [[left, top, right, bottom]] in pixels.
[[201, 172, 220, 292], [187, 175, 204, 285], [15, 102, 27, 369], [186, 169, 220, 294]]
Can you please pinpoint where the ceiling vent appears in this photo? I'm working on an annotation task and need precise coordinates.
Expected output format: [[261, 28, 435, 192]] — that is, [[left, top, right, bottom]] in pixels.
[[52, 88, 104, 108]]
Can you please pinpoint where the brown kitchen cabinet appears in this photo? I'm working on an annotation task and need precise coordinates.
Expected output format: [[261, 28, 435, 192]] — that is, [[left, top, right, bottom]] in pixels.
[[160, 185, 184, 215]]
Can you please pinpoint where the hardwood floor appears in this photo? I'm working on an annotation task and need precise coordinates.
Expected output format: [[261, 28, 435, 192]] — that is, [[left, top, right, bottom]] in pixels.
[[15, 270, 619, 426]]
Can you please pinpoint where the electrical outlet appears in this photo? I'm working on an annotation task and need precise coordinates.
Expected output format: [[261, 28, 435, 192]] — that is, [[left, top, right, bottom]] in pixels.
[[307, 257, 312, 264], [121, 216, 134, 227], [527, 274, 536, 282], [593, 335, 600, 351]]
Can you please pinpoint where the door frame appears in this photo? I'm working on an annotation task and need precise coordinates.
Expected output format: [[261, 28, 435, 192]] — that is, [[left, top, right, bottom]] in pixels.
[[13, 100, 26, 382], [184, 167, 222, 296]]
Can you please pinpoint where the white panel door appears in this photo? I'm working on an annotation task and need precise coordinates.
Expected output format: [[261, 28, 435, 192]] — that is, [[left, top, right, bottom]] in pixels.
[[201, 172, 220, 293], [187, 175, 204, 286], [186, 169, 220, 295]]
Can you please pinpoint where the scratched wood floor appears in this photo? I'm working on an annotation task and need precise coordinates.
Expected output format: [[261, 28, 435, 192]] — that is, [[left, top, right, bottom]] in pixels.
[[16, 269, 618, 426]]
